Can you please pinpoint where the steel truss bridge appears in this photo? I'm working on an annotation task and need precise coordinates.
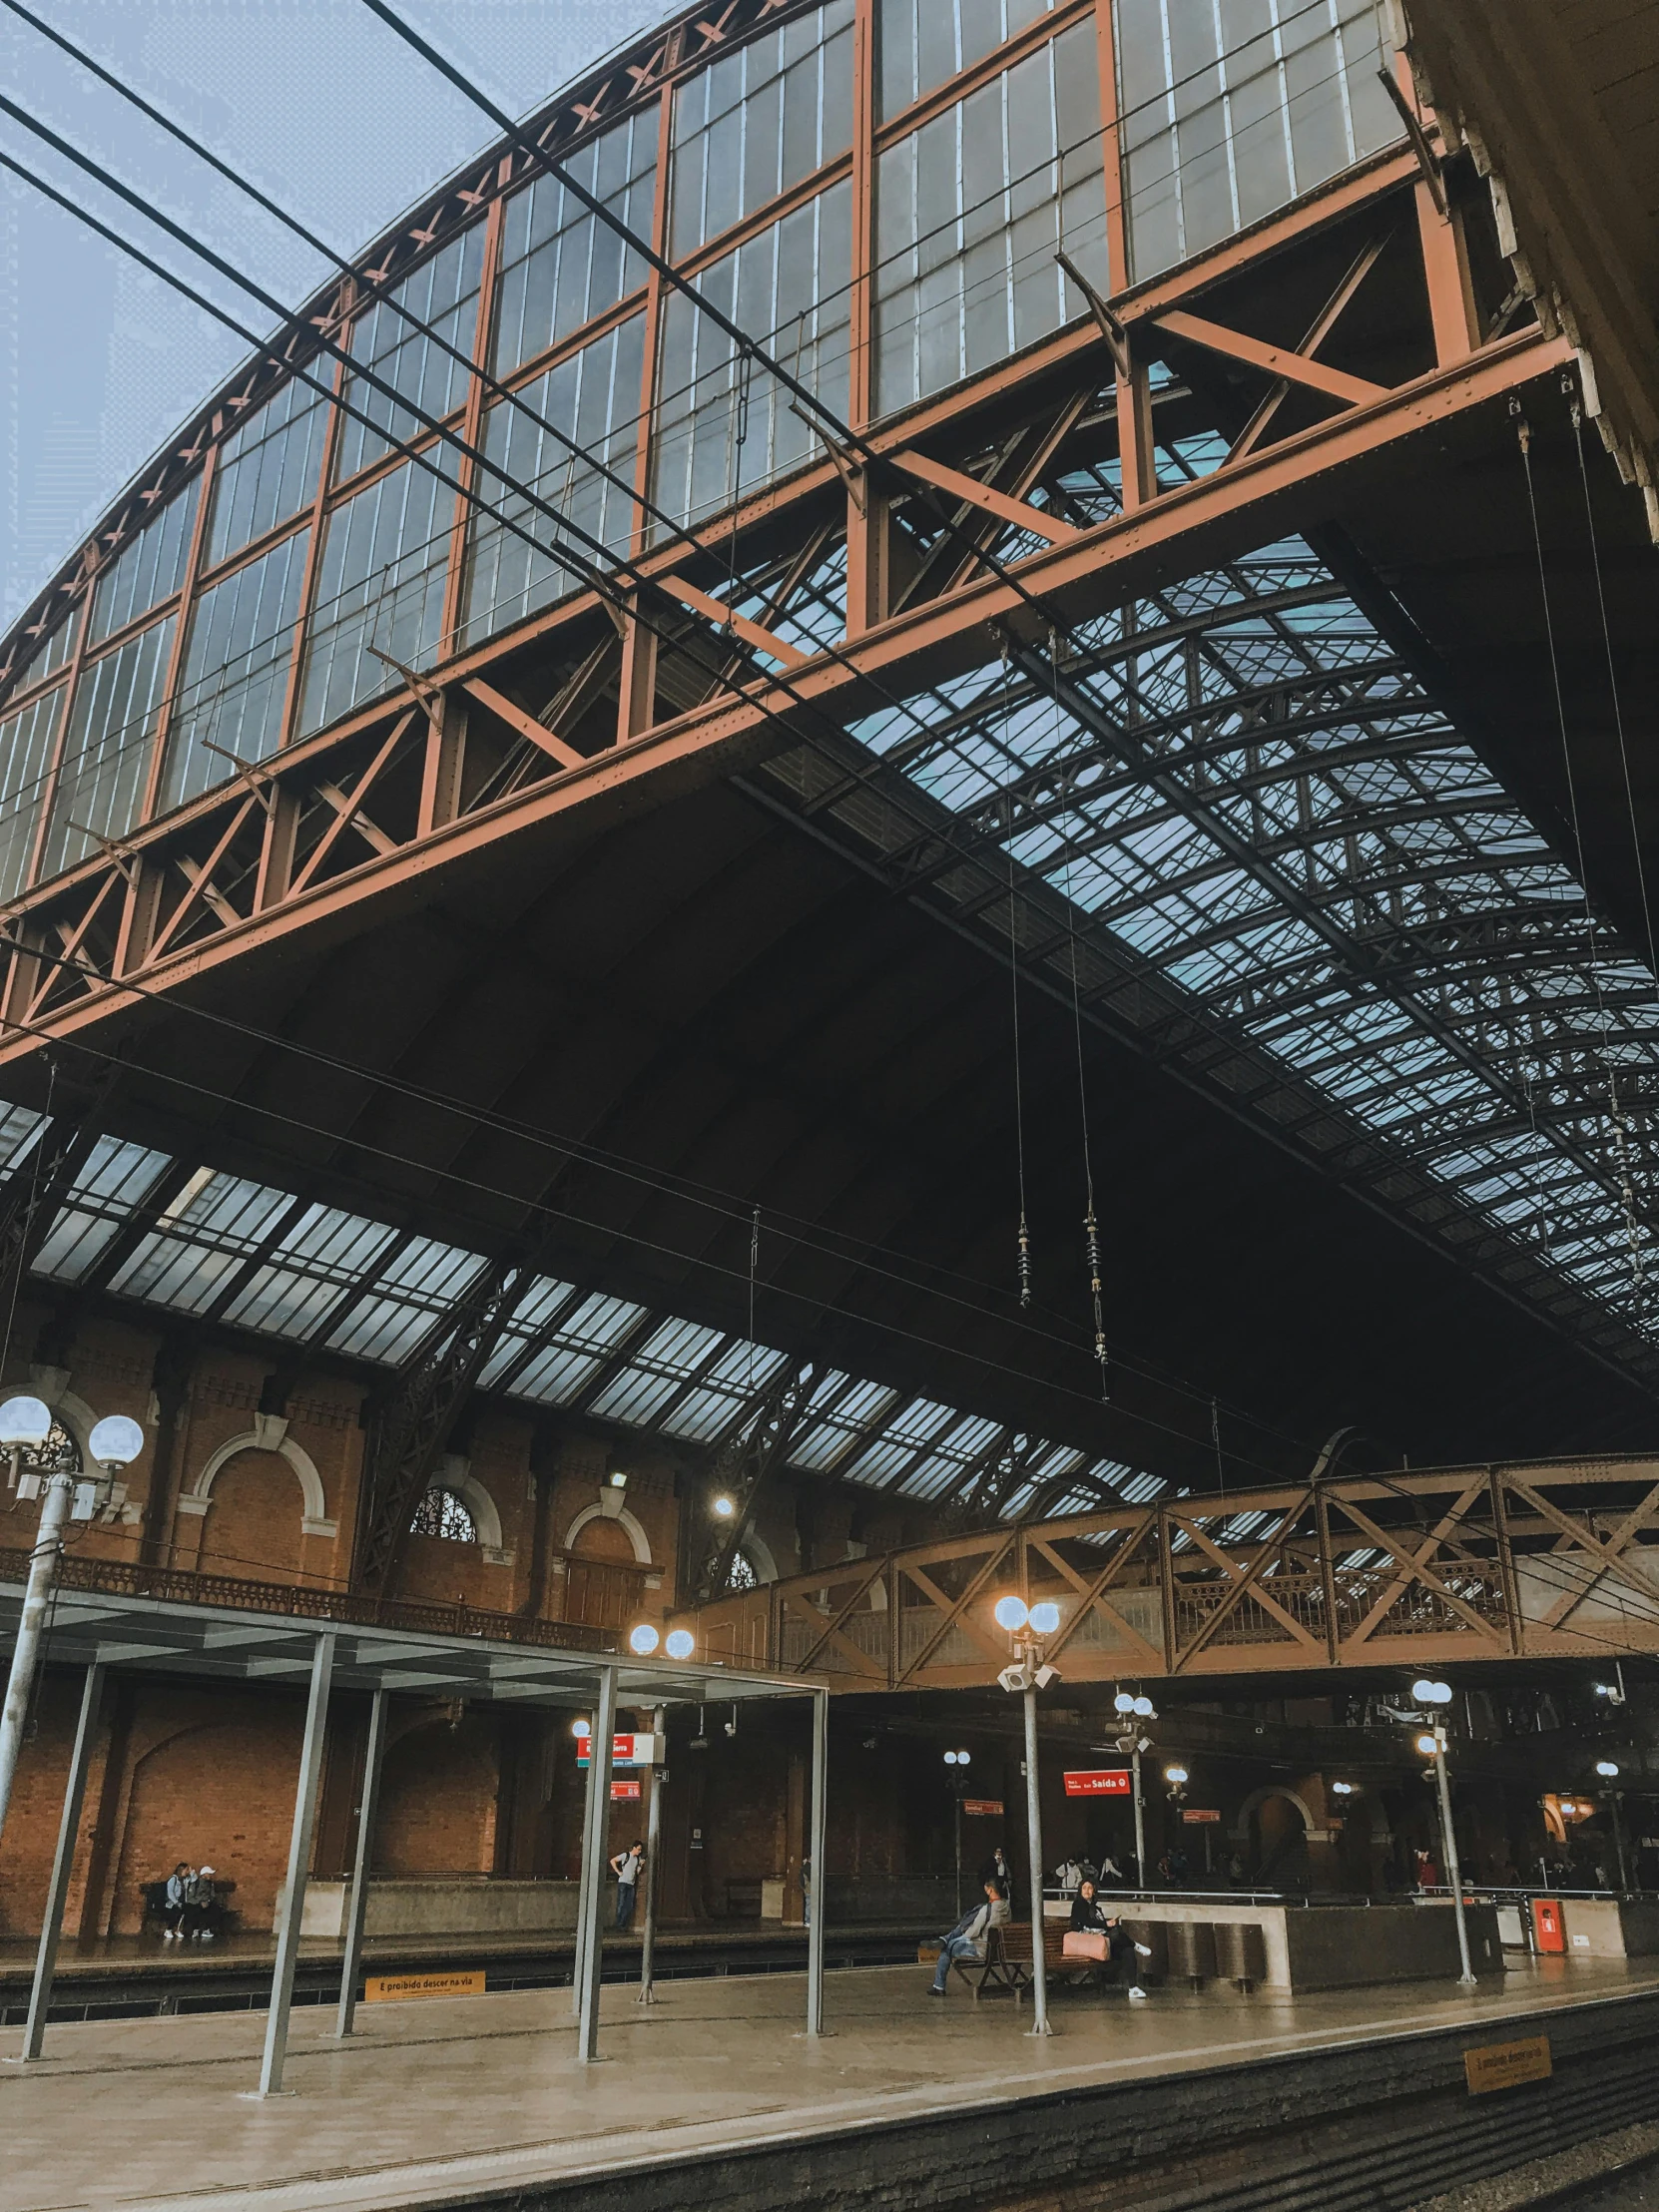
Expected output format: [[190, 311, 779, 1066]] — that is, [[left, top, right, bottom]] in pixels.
[[688, 1455, 1659, 1687]]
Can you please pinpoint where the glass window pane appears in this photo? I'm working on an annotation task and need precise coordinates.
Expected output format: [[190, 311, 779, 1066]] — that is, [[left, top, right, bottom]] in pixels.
[[109, 1172, 294, 1313], [209, 379, 331, 565], [1116, 0, 1393, 282], [89, 481, 199, 645], [0, 685, 63, 899], [654, 181, 853, 530], [42, 617, 175, 875], [495, 111, 657, 379], [671, 1, 854, 258], [463, 315, 645, 648], [874, 24, 1105, 414], [163, 528, 309, 810], [32, 1137, 171, 1281], [299, 460, 451, 735], [335, 226, 486, 482], [878, 0, 1059, 117]]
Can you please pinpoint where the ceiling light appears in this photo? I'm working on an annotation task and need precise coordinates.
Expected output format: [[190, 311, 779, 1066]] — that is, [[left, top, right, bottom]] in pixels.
[[993, 1595, 1029, 1631], [664, 1628, 696, 1661], [627, 1622, 660, 1656], [1028, 1601, 1061, 1635]]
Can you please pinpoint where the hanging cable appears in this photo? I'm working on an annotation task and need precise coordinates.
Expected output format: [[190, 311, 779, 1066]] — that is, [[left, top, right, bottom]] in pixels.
[[1056, 644, 1109, 1400], [1512, 396, 1643, 1296], [1000, 644, 1033, 1311]]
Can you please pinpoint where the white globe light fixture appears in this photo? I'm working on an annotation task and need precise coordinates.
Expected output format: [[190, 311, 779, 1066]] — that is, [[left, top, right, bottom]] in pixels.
[[1411, 1678, 1452, 1707], [943, 1749, 958, 1765], [712, 1493, 736, 1519], [1332, 1780, 1356, 1796], [1415, 1731, 1439, 1758], [664, 1628, 696, 1661], [1164, 1765, 1188, 1786], [0, 1394, 52, 1447], [1133, 1695, 1155, 1718], [1113, 1690, 1136, 1714], [955, 1748, 970, 1766], [571, 1719, 591, 1739], [628, 1622, 660, 1656], [1595, 1760, 1620, 1779], [993, 1594, 1029, 1632], [89, 1414, 145, 1468], [1027, 1601, 1061, 1636]]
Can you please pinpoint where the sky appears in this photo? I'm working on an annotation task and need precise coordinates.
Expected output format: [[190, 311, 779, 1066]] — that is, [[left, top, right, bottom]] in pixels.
[[0, 0, 654, 629]]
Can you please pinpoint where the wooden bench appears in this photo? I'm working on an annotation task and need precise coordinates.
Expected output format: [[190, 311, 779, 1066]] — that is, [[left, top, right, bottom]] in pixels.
[[1002, 1921, 1127, 2001]]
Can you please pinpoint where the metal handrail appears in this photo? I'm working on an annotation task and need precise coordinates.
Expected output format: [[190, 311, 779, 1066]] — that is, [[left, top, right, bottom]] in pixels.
[[0, 1545, 618, 1653]]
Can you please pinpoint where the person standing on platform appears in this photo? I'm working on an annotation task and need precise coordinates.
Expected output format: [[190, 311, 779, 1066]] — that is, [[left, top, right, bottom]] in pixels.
[[610, 1841, 643, 1930], [979, 1845, 1012, 1891], [1054, 1854, 1085, 1894]]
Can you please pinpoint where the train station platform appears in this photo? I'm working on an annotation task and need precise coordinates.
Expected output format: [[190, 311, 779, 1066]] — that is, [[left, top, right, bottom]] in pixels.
[[7, 1957, 1659, 2212]]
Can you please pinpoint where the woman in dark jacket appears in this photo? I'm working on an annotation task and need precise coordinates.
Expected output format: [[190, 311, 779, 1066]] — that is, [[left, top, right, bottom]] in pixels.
[[1069, 1881, 1152, 1997]]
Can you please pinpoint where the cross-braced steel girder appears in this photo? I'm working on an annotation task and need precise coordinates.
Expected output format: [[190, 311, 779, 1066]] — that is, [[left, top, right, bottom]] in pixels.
[[690, 1454, 1659, 1688]]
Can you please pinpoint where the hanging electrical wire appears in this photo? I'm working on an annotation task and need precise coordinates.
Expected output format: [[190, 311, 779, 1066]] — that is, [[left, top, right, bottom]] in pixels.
[[1053, 641, 1110, 1401], [1000, 644, 1033, 1311], [1512, 392, 1646, 1300]]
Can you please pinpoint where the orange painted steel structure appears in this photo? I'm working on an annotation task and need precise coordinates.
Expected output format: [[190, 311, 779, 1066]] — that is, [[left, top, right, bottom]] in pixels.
[[684, 1456, 1659, 1686], [0, 0, 1562, 1067]]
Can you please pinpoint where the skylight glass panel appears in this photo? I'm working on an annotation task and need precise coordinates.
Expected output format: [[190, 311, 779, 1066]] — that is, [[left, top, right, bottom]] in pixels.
[[507, 1290, 647, 1403], [838, 1396, 956, 1486], [327, 1237, 487, 1362], [788, 1376, 898, 1470], [0, 1105, 45, 1176], [223, 1204, 398, 1337], [893, 1411, 1003, 1499], [587, 1316, 728, 1426], [658, 1342, 792, 1440], [32, 1138, 171, 1281], [109, 1172, 294, 1312]]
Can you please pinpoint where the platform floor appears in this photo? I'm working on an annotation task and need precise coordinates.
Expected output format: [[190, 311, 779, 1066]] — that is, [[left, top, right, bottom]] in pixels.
[[6, 1956, 1658, 2212]]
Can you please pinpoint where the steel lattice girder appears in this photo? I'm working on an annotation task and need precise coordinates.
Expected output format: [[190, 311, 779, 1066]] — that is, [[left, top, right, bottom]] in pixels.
[[688, 1455, 1659, 1686]]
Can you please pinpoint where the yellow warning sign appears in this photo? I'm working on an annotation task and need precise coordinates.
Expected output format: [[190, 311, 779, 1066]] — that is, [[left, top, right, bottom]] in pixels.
[[362, 1969, 486, 2004], [1464, 2034, 1551, 2094]]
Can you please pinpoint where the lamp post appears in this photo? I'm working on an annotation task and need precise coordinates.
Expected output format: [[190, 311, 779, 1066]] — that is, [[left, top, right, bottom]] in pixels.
[[1594, 1761, 1630, 1894], [942, 1749, 972, 1917], [1411, 1678, 1475, 1989], [1113, 1688, 1157, 1889], [993, 1593, 1061, 2037], [0, 1404, 144, 1844]]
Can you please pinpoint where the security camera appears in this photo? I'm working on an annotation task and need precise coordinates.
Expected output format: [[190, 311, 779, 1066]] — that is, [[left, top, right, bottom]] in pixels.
[[1034, 1663, 1060, 1689], [998, 1662, 1029, 1694]]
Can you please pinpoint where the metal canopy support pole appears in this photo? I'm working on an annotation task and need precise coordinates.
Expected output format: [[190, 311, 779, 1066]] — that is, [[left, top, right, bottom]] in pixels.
[[333, 1687, 388, 2038], [1431, 1733, 1477, 1989], [637, 1702, 665, 2005], [576, 1667, 617, 2062], [1131, 1744, 1147, 1892], [16, 1660, 103, 2062], [257, 1633, 335, 2097], [0, 1471, 76, 1846], [806, 1688, 828, 2037], [1022, 1681, 1051, 2035]]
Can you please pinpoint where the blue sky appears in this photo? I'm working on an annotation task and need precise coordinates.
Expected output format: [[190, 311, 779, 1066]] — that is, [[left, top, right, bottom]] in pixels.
[[1, 0, 652, 628]]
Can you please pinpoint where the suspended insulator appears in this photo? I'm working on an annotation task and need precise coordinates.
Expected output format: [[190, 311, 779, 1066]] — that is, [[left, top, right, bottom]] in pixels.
[[1017, 1214, 1032, 1310]]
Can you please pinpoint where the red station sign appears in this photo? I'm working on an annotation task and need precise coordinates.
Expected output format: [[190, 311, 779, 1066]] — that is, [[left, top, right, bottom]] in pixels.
[[1063, 1769, 1131, 1797], [576, 1733, 659, 1767], [962, 1798, 1005, 1818], [610, 1779, 641, 1802]]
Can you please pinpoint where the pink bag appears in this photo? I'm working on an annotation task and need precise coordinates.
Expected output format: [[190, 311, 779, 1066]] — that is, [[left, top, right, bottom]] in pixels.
[[1063, 1929, 1109, 1961]]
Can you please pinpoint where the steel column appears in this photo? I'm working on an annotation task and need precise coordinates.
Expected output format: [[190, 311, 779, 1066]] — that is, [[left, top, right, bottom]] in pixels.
[[332, 1687, 388, 2038], [576, 1667, 618, 2062], [1021, 1682, 1051, 2035], [256, 1633, 335, 2097], [637, 1702, 666, 2005], [15, 1661, 103, 2062], [1430, 1733, 1477, 1988], [0, 1471, 77, 1845], [1131, 1742, 1147, 1889], [806, 1687, 828, 2037]]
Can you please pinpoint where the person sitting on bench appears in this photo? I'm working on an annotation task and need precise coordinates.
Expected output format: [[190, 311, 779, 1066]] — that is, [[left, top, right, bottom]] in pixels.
[[1066, 1884, 1152, 1999], [928, 1879, 1010, 1995]]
